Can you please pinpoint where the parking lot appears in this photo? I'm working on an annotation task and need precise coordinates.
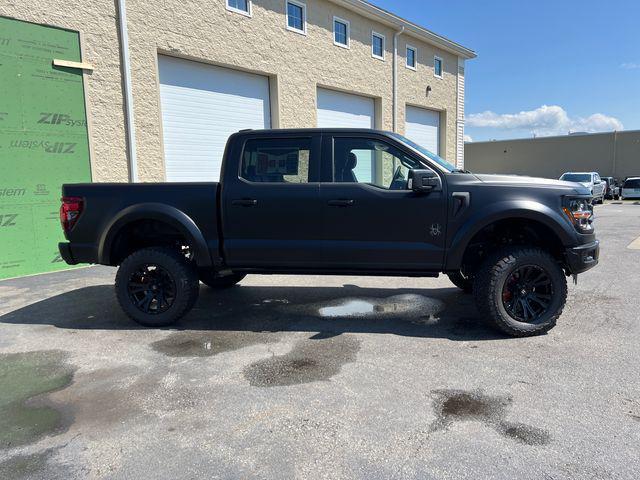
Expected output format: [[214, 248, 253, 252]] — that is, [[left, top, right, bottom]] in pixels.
[[0, 201, 639, 479]]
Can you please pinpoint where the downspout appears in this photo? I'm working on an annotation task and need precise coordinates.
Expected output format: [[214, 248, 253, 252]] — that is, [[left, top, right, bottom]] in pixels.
[[116, 0, 138, 182], [392, 26, 405, 133]]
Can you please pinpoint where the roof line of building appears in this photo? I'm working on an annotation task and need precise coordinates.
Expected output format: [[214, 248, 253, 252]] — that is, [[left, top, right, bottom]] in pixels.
[[330, 0, 477, 59], [467, 129, 638, 145]]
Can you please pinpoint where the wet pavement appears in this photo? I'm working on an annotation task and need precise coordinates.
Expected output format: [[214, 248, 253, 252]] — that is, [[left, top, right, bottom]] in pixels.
[[0, 201, 639, 479]]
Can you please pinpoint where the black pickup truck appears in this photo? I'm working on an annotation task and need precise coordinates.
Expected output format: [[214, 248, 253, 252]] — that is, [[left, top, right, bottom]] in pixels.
[[59, 129, 599, 336]]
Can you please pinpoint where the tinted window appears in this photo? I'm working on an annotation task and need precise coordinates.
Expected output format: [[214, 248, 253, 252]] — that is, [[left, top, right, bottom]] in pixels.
[[407, 47, 416, 68], [227, 0, 249, 12], [287, 2, 304, 31], [372, 34, 384, 58], [332, 138, 422, 190], [561, 173, 591, 182], [241, 138, 310, 183], [624, 179, 640, 188], [434, 57, 443, 76], [334, 20, 348, 45]]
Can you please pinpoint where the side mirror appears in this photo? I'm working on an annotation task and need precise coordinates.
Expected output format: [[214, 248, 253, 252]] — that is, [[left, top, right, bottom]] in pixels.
[[408, 169, 441, 193]]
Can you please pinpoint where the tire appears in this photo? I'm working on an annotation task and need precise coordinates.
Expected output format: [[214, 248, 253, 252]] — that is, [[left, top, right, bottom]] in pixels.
[[198, 270, 246, 289], [447, 271, 473, 293], [115, 247, 199, 327], [473, 247, 567, 337]]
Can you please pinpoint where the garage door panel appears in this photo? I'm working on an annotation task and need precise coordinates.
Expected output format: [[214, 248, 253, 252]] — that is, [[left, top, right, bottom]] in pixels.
[[405, 106, 440, 155], [317, 88, 375, 180], [159, 56, 270, 182]]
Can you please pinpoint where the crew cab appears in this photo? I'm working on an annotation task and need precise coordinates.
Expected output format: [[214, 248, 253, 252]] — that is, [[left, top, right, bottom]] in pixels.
[[59, 129, 599, 336]]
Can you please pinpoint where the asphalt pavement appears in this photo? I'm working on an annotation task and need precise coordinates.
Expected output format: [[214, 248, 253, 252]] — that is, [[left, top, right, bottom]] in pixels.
[[0, 201, 639, 479]]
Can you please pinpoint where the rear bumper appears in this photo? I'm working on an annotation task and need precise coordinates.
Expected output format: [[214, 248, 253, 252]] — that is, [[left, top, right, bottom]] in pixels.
[[58, 242, 97, 266], [565, 240, 599, 274]]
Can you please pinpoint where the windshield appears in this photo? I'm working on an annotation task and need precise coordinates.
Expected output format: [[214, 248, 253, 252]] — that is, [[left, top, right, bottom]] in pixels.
[[389, 132, 457, 172], [624, 179, 640, 188], [561, 173, 591, 183]]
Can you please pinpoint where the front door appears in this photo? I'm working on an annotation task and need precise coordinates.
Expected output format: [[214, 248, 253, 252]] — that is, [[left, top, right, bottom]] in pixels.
[[320, 134, 447, 271], [221, 134, 323, 268]]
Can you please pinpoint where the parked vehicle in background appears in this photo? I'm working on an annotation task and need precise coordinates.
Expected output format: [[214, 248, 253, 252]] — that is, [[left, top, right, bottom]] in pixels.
[[58, 128, 600, 337], [621, 177, 640, 200], [559, 172, 605, 203], [601, 176, 618, 200]]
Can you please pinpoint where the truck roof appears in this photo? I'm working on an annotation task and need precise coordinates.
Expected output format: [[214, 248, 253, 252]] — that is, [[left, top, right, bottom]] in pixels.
[[234, 128, 395, 135]]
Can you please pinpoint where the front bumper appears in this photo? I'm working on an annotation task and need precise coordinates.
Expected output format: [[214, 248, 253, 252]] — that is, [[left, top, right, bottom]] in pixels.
[[565, 240, 599, 274]]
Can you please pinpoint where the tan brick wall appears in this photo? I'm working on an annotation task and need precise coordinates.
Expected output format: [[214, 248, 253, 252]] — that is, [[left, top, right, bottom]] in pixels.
[[2, 0, 463, 182]]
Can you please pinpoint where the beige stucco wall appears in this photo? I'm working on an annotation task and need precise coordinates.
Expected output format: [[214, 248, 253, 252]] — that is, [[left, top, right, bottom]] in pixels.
[[2, 0, 463, 182], [465, 130, 640, 180]]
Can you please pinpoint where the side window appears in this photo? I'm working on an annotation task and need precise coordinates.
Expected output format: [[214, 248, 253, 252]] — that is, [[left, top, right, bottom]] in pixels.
[[241, 138, 310, 183], [332, 138, 423, 190]]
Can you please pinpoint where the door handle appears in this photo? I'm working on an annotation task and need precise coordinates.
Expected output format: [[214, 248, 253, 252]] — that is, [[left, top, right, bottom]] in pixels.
[[328, 199, 355, 207], [232, 198, 258, 207]]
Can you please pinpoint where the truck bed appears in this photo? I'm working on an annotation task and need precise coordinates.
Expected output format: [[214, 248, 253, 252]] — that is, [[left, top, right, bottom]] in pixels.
[[61, 182, 220, 266]]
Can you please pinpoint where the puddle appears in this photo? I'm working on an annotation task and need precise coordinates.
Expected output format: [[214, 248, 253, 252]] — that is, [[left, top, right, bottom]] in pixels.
[[318, 294, 444, 320], [151, 331, 279, 357], [243, 334, 360, 387], [430, 390, 551, 446], [0, 351, 74, 449]]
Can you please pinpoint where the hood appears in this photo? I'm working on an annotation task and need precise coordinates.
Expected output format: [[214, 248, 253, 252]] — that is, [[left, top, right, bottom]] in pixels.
[[474, 173, 590, 193], [579, 181, 592, 188]]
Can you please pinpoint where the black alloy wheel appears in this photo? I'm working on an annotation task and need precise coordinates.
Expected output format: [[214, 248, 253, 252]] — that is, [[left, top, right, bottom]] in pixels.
[[501, 265, 553, 324], [127, 264, 177, 314]]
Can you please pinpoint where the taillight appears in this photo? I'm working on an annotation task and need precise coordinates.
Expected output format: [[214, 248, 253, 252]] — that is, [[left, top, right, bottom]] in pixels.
[[60, 196, 84, 232]]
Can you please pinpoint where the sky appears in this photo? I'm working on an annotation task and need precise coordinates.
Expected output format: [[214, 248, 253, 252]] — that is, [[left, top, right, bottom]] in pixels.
[[373, 0, 640, 142]]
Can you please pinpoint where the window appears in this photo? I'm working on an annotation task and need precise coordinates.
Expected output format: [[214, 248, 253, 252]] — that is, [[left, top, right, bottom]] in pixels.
[[371, 32, 385, 60], [226, 0, 251, 16], [286, 1, 306, 35], [406, 45, 417, 70], [331, 137, 422, 190], [241, 138, 311, 183], [434, 56, 443, 77], [333, 17, 350, 48]]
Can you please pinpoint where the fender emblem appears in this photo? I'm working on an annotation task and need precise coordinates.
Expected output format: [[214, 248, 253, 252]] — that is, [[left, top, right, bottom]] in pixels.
[[430, 223, 442, 237]]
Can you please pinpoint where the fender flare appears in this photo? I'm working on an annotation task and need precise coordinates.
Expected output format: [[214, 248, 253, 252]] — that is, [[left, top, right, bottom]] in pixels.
[[444, 200, 575, 270], [98, 203, 212, 267]]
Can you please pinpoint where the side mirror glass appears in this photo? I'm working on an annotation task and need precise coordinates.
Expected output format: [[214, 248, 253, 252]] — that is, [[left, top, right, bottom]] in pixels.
[[408, 169, 441, 193]]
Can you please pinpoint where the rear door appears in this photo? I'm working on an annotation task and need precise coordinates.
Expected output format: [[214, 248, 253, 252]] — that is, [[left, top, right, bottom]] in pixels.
[[319, 133, 447, 271], [221, 133, 323, 268]]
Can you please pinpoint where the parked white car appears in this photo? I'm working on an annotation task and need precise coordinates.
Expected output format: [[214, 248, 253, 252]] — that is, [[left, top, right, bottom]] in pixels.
[[621, 177, 640, 200], [559, 172, 606, 203]]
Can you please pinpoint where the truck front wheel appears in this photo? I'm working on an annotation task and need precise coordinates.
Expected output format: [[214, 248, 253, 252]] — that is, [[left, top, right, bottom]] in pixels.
[[115, 247, 199, 327], [473, 247, 567, 337], [198, 269, 246, 289]]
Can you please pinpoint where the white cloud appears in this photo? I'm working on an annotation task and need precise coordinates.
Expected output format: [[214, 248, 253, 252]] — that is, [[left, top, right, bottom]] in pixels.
[[466, 105, 623, 137], [463, 134, 473, 143], [621, 62, 640, 69]]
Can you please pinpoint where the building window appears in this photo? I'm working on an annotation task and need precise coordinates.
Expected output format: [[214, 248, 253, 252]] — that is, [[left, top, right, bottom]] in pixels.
[[286, 1, 306, 35], [371, 31, 385, 60], [333, 17, 350, 48], [434, 56, 443, 77], [241, 137, 311, 184], [406, 45, 417, 70], [226, 0, 251, 16]]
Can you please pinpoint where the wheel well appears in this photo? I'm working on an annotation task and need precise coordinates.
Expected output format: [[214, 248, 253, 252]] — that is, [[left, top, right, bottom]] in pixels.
[[109, 219, 191, 265], [459, 218, 565, 275]]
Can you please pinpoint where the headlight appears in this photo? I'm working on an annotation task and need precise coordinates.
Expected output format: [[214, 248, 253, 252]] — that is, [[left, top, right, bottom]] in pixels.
[[563, 198, 593, 233]]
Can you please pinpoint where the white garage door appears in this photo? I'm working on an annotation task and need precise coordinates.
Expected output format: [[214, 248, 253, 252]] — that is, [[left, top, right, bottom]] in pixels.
[[158, 56, 271, 181], [317, 88, 375, 181], [405, 106, 440, 155]]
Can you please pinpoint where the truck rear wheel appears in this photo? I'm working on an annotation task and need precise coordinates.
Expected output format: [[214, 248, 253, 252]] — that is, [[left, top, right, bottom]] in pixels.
[[473, 247, 567, 337], [447, 271, 473, 293], [115, 247, 199, 327], [198, 270, 246, 289]]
